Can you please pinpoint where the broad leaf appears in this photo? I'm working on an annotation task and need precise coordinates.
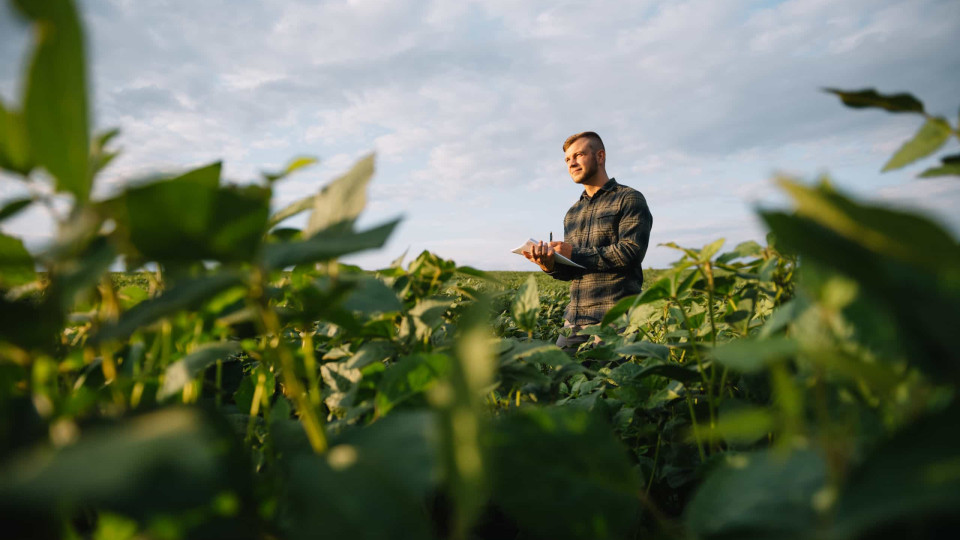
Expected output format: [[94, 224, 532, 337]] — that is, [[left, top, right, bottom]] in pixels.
[[0, 407, 253, 524], [376, 353, 450, 415], [95, 272, 245, 342], [0, 197, 32, 222], [17, 0, 91, 202], [832, 404, 960, 537], [158, 342, 242, 400], [824, 88, 924, 114], [510, 275, 540, 333], [685, 449, 826, 539], [262, 218, 399, 270], [717, 240, 763, 263], [615, 340, 671, 361], [0, 102, 34, 175], [0, 232, 36, 288], [487, 406, 641, 540], [919, 152, 960, 178], [305, 153, 374, 236], [711, 337, 799, 373], [882, 117, 952, 171]]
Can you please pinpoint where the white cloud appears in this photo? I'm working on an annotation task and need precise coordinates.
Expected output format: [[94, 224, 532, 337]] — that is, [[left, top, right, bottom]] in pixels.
[[1, 0, 958, 270]]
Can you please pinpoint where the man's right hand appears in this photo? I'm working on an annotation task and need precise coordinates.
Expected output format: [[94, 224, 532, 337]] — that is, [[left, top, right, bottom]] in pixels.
[[522, 240, 555, 272]]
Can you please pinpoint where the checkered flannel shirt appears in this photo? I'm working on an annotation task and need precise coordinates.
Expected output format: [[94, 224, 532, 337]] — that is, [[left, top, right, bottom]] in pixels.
[[546, 178, 653, 325]]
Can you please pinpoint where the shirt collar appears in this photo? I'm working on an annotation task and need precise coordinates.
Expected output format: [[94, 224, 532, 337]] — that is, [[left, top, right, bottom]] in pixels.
[[580, 177, 618, 200]]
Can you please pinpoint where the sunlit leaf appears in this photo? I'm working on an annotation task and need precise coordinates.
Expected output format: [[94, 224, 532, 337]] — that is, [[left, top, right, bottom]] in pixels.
[[882, 117, 952, 171], [0, 102, 34, 175], [262, 155, 318, 183], [376, 353, 450, 415], [510, 275, 540, 333], [305, 153, 374, 236], [17, 0, 91, 201]]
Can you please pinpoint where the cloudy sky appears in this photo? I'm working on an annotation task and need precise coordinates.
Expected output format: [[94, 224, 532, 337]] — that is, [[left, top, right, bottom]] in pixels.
[[1, 0, 959, 270]]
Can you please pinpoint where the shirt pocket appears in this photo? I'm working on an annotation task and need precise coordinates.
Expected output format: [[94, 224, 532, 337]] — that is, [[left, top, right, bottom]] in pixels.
[[592, 209, 619, 246]]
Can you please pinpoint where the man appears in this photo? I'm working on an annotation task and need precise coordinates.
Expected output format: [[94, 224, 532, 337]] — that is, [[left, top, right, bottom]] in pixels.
[[523, 131, 653, 352]]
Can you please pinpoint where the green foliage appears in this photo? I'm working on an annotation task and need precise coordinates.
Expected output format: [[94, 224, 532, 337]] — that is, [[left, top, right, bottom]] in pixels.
[[1, 5, 959, 539]]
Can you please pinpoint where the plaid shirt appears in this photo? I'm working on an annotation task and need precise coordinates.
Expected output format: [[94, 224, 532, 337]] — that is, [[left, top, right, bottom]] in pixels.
[[547, 178, 652, 325]]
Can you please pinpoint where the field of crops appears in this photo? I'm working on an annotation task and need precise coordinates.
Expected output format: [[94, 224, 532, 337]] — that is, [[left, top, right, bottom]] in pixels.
[[2, 2, 960, 539]]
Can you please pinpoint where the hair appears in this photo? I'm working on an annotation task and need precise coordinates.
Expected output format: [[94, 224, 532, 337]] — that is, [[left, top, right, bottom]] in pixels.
[[562, 131, 605, 152]]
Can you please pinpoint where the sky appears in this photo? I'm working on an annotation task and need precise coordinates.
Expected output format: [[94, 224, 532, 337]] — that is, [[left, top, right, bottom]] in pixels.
[[1, 0, 959, 271]]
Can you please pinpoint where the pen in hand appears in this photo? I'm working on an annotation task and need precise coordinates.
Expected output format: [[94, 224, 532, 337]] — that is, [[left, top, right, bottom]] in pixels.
[[549, 232, 553, 242]]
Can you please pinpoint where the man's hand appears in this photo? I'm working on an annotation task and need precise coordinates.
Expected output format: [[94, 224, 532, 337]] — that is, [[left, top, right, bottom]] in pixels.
[[549, 241, 572, 259], [522, 240, 556, 271]]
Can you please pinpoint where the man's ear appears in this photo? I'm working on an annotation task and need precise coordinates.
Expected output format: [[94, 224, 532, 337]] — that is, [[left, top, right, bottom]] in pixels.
[[596, 149, 606, 165]]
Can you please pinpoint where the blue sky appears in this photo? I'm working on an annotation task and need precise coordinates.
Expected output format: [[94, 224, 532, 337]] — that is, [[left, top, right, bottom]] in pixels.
[[1, 0, 959, 270]]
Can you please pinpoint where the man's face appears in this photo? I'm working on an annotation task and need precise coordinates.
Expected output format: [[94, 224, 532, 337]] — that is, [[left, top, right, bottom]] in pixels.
[[564, 138, 601, 184]]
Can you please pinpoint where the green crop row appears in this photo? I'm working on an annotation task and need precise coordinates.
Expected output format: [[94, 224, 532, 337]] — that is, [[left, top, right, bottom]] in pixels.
[[2, 1, 960, 539]]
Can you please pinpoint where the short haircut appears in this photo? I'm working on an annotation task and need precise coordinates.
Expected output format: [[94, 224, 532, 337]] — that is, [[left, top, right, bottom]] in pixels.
[[563, 131, 605, 152]]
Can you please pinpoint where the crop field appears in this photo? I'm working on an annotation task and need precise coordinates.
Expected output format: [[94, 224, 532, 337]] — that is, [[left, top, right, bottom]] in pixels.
[[2, 2, 959, 540]]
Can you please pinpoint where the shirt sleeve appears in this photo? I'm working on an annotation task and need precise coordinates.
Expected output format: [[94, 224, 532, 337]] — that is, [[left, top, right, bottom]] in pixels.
[[570, 192, 652, 271], [545, 261, 582, 281]]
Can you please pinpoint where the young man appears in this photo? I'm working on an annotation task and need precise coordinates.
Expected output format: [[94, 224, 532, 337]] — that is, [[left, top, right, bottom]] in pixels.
[[523, 131, 653, 351]]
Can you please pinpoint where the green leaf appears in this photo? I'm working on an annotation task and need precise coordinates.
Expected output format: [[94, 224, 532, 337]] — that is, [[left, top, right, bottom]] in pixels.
[[697, 406, 775, 444], [685, 449, 826, 539], [711, 338, 799, 373], [157, 342, 242, 400], [601, 294, 638, 326], [699, 237, 726, 262], [824, 88, 925, 114], [261, 218, 399, 270], [776, 178, 960, 272], [498, 339, 571, 367], [341, 274, 402, 315], [376, 353, 450, 415], [0, 197, 32, 223], [305, 153, 375, 236], [614, 341, 671, 361], [89, 127, 120, 176], [268, 193, 315, 229], [262, 155, 318, 183], [510, 275, 540, 333], [487, 406, 641, 540], [0, 232, 36, 288], [717, 240, 763, 263], [94, 272, 245, 342], [919, 152, 960, 178], [275, 412, 436, 540], [0, 102, 34, 175], [0, 407, 253, 529], [761, 211, 960, 380], [832, 404, 960, 537], [882, 117, 952, 171], [118, 163, 271, 263], [0, 295, 61, 350], [18, 0, 91, 202]]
